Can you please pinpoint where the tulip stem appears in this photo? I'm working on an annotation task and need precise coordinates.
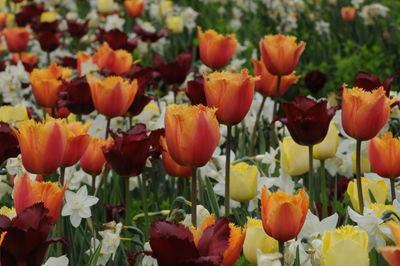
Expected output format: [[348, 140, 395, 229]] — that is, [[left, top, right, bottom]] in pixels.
[[47, 52, 51, 66], [279, 240, 285, 265], [391, 178, 396, 202], [308, 145, 315, 213], [249, 96, 266, 155], [225, 125, 232, 217], [356, 139, 364, 213], [271, 75, 282, 146], [320, 160, 327, 218], [138, 175, 149, 229], [59, 166, 65, 185], [191, 167, 197, 227], [125, 177, 132, 224], [105, 117, 111, 139], [91, 175, 96, 195]]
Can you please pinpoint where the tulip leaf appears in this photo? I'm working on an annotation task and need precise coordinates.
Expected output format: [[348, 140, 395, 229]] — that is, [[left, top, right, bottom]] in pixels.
[[294, 245, 301, 266], [86, 244, 102, 266], [368, 189, 377, 203], [125, 226, 145, 243], [205, 176, 220, 218]]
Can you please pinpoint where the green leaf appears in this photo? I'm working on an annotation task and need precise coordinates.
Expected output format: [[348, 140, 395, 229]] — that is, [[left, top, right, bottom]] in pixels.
[[205, 176, 220, 218], [369, 189, 377, 203], [85, 244, 102, 266]]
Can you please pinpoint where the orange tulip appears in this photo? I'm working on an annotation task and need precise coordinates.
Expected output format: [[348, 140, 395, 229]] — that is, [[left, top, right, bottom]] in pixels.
[[80, 137, 113, 176], [197, 26, 238, 69], [381, 221, 400, 266], [261, 186, 308, 241], [368, 132, 400, 178], [93, 42, 133, 74], [11, 52, 37, 66], [61, 121, 91, 167], [160, 136, 192, 178], [3, 27, 30, 53], [191, 214, 246, 266], [13, 174, 66, 224], [0, 13, 7, 28], [124, 0, 144, 17], [341, 86, 393, 141], [342, 7, 356, 22], [259, 34, 306, 76], [203, 69, 256, 125], [87, 75, 138, 118], [17, 119, 68, 174], [165, 104, 220, 167], [252, 58, 300, 97], [30, 62, 72, 108], [77, 51, 92, 76]]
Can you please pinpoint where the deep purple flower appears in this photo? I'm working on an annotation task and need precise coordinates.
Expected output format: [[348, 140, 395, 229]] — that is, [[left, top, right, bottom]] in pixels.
[[57, 56, 78, 69], [58, 76, 95, 115], [153, 51, 192, 85], [133, 24, 168, 43], [67, 20, 89, 39], [0, 122, 20, 164], [354, 71, 396, 97], [15, 3, 44, 27], [37, 32, 62, 52], [304, 70, 328, 93], [186, 77, 207, 105]]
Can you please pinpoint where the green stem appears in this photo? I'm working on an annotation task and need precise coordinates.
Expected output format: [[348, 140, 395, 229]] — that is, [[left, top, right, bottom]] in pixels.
[[59, 167, 66, 185], [279, 240, 285, 265], [333, 175, 337, 213], [125, 177, 131, 224], [391, 178, 396, 202], [91, 175, 96, 195], [356, 139, 364, 213], [271, 75, 282, 147], [140, 175, 148, 227], [249, 96, 266, 155], [56, 218, 62, 256], [47, 52, 51, 66], [308, 145, 314, 213], [191, 167, 197, 227], [320, 160, 327, 218], [105, 117, 111, 139], [225, 125, 232, 217]]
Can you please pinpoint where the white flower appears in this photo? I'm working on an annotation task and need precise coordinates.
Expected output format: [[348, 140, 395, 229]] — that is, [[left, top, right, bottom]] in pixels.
[[360, 3, 389, 25], [315, 20, 330, 36], [351, 0, 364, 9], [264, 170, 296, 195], [183, 205, 211, 227], [104, 14, 125, 31], [86, 238, 112, 266], [62, 186, 99, 227], [98, 222, 123, 260], [298, 210, 338, 239], [42, 255, 69, 266], [257, 250, 282, 266], [256, 147, 279, 176]]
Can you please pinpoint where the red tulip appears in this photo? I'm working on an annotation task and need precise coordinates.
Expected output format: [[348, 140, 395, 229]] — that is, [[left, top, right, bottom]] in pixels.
[[0, 122, 20, 165], [186, 77, 207, 105], [354, 71, 396, 97], [67, 20, 89, 39], [59, 76, 95, 115], [153, 51, 192, 85]]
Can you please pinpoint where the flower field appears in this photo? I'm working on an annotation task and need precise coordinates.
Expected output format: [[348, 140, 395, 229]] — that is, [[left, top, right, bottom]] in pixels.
[[1, 0, 400, 265]]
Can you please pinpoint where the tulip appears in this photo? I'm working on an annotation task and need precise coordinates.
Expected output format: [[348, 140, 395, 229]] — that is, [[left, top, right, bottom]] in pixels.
[[80, 137, 113, 176], [3, 27, 30, 53], [13, 173, 66, 224], [354, 71, 395, 97], [17, 119, 67, 174], [67, 20, 89, 39], [346, 177, 387, 213], [58, 76, 95, 115], [321, 226, 369, 266], [252, 58, 299, 97], [243, 218, 278, 265], [160, 136, 192, 178], [261, 186, 308, 242], [381, 221, 400, 266], [40, 11, 57, 23], [341, 7, 357, 22], [0, 104, 28, 124], [14, 2, 45, 27], [0, 122, 20, 165], [280, 96, 337, 146], [341, 86, 393, 141], [37, 31, 63, 52], [77, 51, 92, 76], [61, 121, 91, 167], [0, 13, 7, 30], [98, 0, 115, 14], [186, 77, 207, 105], [280, 136, 309, 176], [197, 26, 238, 69], [203, 69, 256, 126], [87, 75, 138, 118], [97, 29, 130, 51], [229, 162, 258, 202], [259, 34, 306, 76], [30, 62, 72, 108], [164, 104, 220, 167], [304, 69, 328, 93], [153, 51, 192, 86], [166, 16, 183, 34], [102, 125, 151, 177], [11, 52, 38, 71], [313, 122, 339, 160], [93, 42, 133, 75], [124, 0, 145, 17]]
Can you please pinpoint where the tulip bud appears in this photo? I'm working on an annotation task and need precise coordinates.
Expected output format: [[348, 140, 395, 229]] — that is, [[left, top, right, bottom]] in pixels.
[[243, 218, 278, 264], [124, 0, 145, 17], [61, 121, 91, 167], [166, 16, 184, 34], [0, 122, 20, 165], [346, 177, 387, 213], [321, 226, 369, 266], [280, 136, 309, 176], [341, 7, 356, 22], [159, 1, 173, 16], [80, 137, 113, 176], [313, 122, 339, 160], [3, 27, 30, 52], [98, 0, 115, 14], [40, 11, 58, 23], [93, 42, 133, 75], [230, 162, 258, 202]]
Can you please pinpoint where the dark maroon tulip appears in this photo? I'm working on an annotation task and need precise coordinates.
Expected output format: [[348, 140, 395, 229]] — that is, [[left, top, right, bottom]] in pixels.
[[102, 125, 151, 177], [304, 70, 328, 93], [57, 56, 77, 69], [67, 20, 89, 39], [0, 203, 65, 266], [58, 76, 95, 115], [105, 203, 125, 222], [354, 71, 396, 97], [37, 31, 62, 52], [133, 24, 169, 43], [130, 218, 230, 266], [0, 122, 20, 164], [128, 94, 153, 117], [11, 0, 24, 3], [15, 3, 44, 27], [96, 28, 137, 51], [187, 77, 207, 105], [280, 96, 338, 146], [148, 128, 164, 161], [31, 18, 59, 34], [153, 51, 192, 85]]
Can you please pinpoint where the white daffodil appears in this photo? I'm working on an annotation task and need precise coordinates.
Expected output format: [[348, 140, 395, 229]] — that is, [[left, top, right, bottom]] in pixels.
[[62, 186, 99, 227], [298, 210, 339, 239], [98, 222, 123, 260], [42, 255, 69, 266], [183, 205, 210, 227]]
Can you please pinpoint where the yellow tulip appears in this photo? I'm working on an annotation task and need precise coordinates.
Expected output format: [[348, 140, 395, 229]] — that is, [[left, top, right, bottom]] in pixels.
[[0, 105, 28, 124], [321, 225, 369, 266], [166, 16, 183, 34], [159, 1, 173, 16], [280, 136, 309, 175], [347, 177, 387, 213], [351, 152, 371, 174], [229, 162, 258, 202], [0, 206, 16, 219], [98, 0, 115, 14], [313, 122, 339, 160], [6, 13, 15, 27], [40, 11, 58, 23], [243, 218, 278, 265]]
